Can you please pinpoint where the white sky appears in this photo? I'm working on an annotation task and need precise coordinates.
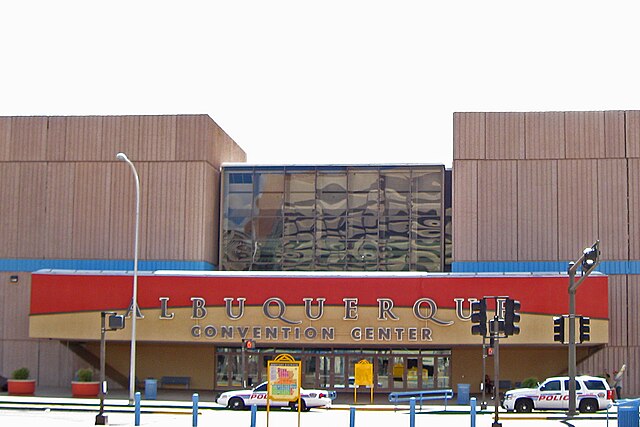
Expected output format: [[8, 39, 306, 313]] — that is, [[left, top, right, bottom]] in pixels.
[[2, 1, 640, 167]]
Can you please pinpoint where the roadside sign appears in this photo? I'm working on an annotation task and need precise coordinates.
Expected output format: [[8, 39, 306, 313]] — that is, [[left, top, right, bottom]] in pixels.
[[267, 354, 301, 427], [354, 359, 374, 403]]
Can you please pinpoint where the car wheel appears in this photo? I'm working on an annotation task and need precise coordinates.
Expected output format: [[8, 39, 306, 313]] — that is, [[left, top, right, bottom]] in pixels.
[[579, 398, 598, 413], [228, 397, 245, 410], [515, 398, 533, 413], [289, 399, 308, 412]]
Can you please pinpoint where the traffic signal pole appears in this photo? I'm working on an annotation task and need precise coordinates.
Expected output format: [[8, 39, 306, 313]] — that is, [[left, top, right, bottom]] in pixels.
[[567, 240, 599, 417], [481, 336, 487, 410], [567, 271, 577, 416], [492, 317, 501, 427]]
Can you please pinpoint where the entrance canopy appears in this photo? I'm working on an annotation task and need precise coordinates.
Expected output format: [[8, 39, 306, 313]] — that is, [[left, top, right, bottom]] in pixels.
[[30, 270, 608, 346]]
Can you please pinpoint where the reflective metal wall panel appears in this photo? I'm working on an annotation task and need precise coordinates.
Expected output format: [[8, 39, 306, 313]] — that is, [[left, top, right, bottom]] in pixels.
[[220, 165, 447, 272]]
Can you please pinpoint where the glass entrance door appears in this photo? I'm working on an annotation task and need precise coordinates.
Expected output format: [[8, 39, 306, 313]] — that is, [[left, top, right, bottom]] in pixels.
[[303, 356, 317, 388], [319, 355, 331, 388]]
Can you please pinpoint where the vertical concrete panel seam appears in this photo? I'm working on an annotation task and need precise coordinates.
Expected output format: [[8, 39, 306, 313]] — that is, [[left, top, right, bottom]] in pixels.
[[515, 160, 519, 260], [596, 159, 600, 250], [181, 162, 188, 261], [555, 159, 560, 262], [624, 113, 631, 264], [562, 112, 567, 159], [483, 113, 487, 161], [473, 161, 479, 262]]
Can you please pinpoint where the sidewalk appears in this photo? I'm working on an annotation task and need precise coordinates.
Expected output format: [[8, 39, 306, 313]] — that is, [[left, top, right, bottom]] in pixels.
[[0, 387, 495, 414], [0, 388, 623, 420]]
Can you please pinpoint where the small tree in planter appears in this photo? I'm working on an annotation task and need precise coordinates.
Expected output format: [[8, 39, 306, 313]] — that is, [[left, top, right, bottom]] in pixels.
[[8, 367, 36, 395], [72, 368, 100, 398]]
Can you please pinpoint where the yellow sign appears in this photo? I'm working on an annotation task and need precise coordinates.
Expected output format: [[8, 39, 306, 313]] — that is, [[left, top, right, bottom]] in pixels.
[[268, 362, 300, 401], [354, 359, 374, 403], [267, 354, 302, 427], [355, 359, 373, 386]]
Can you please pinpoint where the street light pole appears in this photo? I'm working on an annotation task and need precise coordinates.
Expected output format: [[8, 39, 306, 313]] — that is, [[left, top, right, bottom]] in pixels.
[[567, 268, 577, 416], [116, 152, 140, 404], [567, 240, 600, 417]]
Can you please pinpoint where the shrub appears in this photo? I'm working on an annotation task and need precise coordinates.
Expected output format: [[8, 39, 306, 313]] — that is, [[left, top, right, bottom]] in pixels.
[[12, 367, 30, 380], [75, 368, 94, 382], [521, 377, 539, 388]]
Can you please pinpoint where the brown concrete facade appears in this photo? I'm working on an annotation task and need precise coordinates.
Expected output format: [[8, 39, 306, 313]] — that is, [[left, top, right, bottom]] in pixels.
[[0, 115, 245, 388], [453, 110, 640, 395]]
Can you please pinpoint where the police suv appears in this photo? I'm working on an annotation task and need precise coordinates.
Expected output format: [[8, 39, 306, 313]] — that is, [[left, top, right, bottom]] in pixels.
[[502, 375, 613, 413]]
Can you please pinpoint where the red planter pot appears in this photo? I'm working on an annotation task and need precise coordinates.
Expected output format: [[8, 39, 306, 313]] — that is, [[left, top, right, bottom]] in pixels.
[[7, 379, 36, 396], [71, 381, 100, 398]]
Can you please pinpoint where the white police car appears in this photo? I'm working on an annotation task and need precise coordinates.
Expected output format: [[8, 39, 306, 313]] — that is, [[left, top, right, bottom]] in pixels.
[[217, 382, 333, 411], [502, 375, 613, 413]]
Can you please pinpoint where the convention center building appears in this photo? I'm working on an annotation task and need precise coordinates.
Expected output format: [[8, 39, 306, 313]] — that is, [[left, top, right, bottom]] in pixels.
[[0, 112, 635, 396]]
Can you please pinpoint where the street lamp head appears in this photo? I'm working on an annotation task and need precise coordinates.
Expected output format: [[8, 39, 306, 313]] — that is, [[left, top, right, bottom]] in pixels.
[[581, 242, 600, 271], [116, 152, 129, 162]]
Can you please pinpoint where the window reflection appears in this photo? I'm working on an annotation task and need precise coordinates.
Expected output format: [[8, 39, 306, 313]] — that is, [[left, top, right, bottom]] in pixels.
[[221, 166, 447, 272]]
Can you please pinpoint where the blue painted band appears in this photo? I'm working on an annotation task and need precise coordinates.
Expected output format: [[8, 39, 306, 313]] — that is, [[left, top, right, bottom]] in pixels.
[[452, 260, 638, 275], [0, 259, 215, 272]]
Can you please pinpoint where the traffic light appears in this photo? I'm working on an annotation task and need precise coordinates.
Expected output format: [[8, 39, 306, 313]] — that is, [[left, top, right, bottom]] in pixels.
[[243, 339, 256, 350], [553, 316, 565, 343], [504, 299, 521, 336], [108, 313, 125, 330], [471, 299, 487, 336], [487, 337, 495, 356], [579, 316, 591, 343]]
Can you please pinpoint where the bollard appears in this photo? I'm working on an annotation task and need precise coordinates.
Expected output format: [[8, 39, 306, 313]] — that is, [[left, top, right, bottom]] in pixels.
[[349, 406, 356, 427], [134, 391, 141, 426], [409, 397, 416, 427], [470, 397, 476, 427], [192, 393, 199, 427], [251, 404, 257, 427]]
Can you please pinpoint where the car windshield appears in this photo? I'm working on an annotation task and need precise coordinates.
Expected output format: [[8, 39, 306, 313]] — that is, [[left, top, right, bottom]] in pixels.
[[254, 383, 268, 392]]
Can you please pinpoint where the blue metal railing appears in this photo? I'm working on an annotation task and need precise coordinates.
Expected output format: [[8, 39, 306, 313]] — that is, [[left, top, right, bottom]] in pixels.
[[388, 389, 454, 411]]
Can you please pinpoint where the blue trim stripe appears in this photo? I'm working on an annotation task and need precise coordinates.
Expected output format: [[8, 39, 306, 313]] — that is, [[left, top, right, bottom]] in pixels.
[[452, 261, 639, 275], [0, 259, 215, 272]]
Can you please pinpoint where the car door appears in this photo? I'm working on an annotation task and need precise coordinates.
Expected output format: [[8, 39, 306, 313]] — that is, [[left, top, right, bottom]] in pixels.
[[564, 379, 583, 409], [247, 382, 269, 407], [537, 380, 565, 409]]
